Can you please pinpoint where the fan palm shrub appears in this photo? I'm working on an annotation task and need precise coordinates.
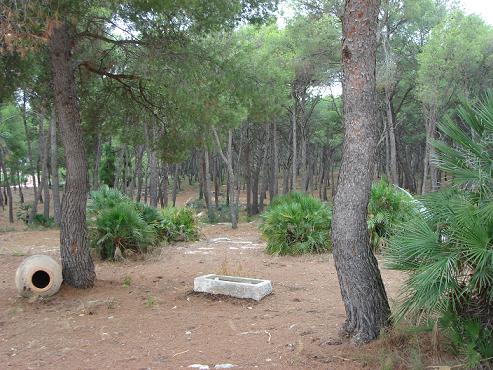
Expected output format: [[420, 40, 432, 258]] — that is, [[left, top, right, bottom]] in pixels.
[[260, 192, 332, 255], [87, 185, 129, 217], [157, 207, 200, 242], [385, 94, 493, 366], [367, 179, 417, 251], [92, 202, 157, 260], [134, 201, 163, 226]]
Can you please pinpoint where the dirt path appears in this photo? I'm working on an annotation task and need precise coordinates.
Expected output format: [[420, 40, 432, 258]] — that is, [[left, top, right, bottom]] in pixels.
[[0, 223, 405, 369]]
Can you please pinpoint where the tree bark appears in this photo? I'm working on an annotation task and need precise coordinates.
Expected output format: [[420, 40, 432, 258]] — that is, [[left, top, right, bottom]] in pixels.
[[213, 128, 238, 228], [135, 145, 144, 202], [385, 91, 399, 185], [291, 101, 298, 191], [270, 121, 278, 200], [0, 149, 14, 223], [213, 159, 220, 207], [172, 164, 179, 207], [331, 0, 391, 344], [41, 115, 51, 219], [92, 133, 102, 190], [201, 148, 213, 220], [162, 163, 169, 207], [48, 20, 95, 288], [421, 106, 437, 194], [17, 172, 25, 204], [50, 110, 61, 225], [29, 114, 46, 224], [148, 149, 158, 208], [22, 91, 37, 199], [245, 138, 252, 216]]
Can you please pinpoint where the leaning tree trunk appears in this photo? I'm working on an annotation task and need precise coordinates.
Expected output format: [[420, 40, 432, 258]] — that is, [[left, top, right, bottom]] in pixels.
[[48, 20, 95, 288], [385, 90, 399, 185], [50, 111, 61, 225], [331, 0, 391, 344], [212, 128, 238, 228], [421, 107, 437, 194]]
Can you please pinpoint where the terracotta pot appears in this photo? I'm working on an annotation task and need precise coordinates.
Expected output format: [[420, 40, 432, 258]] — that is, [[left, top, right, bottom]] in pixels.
[[15, 255, 63, 298]]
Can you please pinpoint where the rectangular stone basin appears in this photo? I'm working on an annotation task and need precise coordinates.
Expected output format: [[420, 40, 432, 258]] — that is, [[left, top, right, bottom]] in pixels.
[[193, 274, 272, 301]]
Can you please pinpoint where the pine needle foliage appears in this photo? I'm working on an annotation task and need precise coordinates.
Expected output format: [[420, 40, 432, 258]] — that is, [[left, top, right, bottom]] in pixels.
[[260, 192, 332, 255], [385, 94, 493, 366]]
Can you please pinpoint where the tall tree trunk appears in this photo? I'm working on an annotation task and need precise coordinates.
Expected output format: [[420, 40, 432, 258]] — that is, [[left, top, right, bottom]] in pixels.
[[113, 147, 123, 191], [48, 20, 95, 288], [0, 149, 14, 223], [201, 148, 213, 220], [92, 133, 102, 190], [291, 102, 297, 191], [135, 145, 144, 202], [421, 107, 437, 194], [36, 159, 43, 204], [22, 91, 37, 199], [245, 140, 252, 216], [0, 183, 3, 210], [29, 114, 46, 224], [162, 163, 169, 207], [385, 92, 399, 185], [331, 0, 390, 344], [148, 150, 158, 208], [41, 115, 51, 219], [213, 159, 220, 207], [127, 147, 138, 200], [212, 128, 238, 229], [382, 112, 391, 179], [17, 172, 25, 204], [172, 164, 179, 207], [270, 121, 278, 200], [50, 110, 61, 225], [301, 135, 308, 192]]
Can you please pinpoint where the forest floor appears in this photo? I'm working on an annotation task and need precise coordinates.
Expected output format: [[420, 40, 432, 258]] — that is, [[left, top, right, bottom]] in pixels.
[[0, 187, 412, 369]]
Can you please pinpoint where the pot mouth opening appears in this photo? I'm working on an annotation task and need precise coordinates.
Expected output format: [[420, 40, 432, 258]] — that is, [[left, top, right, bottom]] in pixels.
[[31, 270, 52, 291]]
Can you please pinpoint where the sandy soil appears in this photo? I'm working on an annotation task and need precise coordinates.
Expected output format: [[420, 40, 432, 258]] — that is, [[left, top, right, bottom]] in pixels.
[[0, 221, 406, 370]]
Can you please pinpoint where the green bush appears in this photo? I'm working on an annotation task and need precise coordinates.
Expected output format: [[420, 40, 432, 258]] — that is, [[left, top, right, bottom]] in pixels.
[[91, 202, 157, 260], [134, 201, 163, 226], [260, 192, 332, 256], [157, 207, 200, 242], [367, 179, 417, 251], [16, 204, 55, 228], [32, 214, 55, 228], [87, 186, 200, 259], [87, 185, 129, 217], [385, 95, 493, 367], [16, 203, 31, 224]]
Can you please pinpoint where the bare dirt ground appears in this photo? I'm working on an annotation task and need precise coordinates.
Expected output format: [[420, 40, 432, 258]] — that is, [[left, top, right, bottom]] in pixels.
[[0, 221, 406, 370], [0, 185, 408, 369]]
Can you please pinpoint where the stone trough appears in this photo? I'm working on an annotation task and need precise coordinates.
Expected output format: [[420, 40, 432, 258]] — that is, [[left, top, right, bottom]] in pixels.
[[193, 274, 272, 301]]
